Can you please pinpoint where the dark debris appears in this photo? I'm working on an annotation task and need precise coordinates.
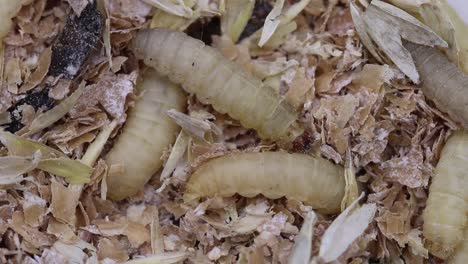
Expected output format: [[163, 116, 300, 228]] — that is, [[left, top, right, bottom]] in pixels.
[[48, 1, 103, 78], [238, 0, 273, 41], [4, 88, 55, 133]]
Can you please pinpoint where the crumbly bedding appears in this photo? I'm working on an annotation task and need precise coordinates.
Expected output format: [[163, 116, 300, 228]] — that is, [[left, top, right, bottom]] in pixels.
[[0, 0, 466, 263]]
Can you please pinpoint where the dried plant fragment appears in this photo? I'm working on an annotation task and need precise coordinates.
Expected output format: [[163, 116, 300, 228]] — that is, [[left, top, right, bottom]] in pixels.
[[22, 192, 47, 227], [25, 83, 84, 135], [71, 72, 136, 122], [36, 157, 94, 184], [8, 211, 53, 249], [284, 67, 313, 109], [350, 2, 384, 63], [106, 70, 185, 200], [97, 237, 129, 261], [184, 152, 345, 214], [166, 109, 219, 142], [0, 130, 65, 158], [341, 150, 359, 210], [318, 195, 377, 262], [258, 0, 284, 47], [380, 145, 429, 188], [81, 119, 118, 167], [239, 0, 272, 40], [50, 179, 81, 225], [5, 58, 22, 94], [357, 0, 447, 82], [157, 131, 189, 192], [19, 47, 52, 93], [248, 0, 310, 48], [150, 208, 164, 254], [288, 211, 317, 264], [221, 0, 255, 42], [124, 252, 189, 264], [0, 151, 40, 185], [142, 0, 193, 18], [66, 0, 89, 16], [50, 240, 96, 264], [150, 0, 197, 31], [423, 131, 468, 258], [0, 131, 92, 183], [0, 0, 31, 49]]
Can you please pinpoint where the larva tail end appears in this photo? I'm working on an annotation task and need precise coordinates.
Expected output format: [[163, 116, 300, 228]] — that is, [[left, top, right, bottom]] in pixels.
[[425, 239, 454, 260], [129, 32, 145, 60], [107, 181, 141, 201]]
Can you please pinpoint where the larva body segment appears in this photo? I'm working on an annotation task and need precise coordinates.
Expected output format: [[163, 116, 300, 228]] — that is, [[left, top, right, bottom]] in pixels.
[[405, 42, 468, 129], [131, 29, 298, 140], [449, 228, 468, 264], [423, 131, 468, 258], [184, 152, 345, 214], [106, 70, 186, 201]]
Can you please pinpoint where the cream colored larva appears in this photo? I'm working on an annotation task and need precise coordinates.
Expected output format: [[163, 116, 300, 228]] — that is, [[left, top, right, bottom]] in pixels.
[[131, 28, 298, 140], [106, 69, 186, 201], [423, 131, 468, 258], [449, 228, 468, 264], [184, 152, 345, 214]]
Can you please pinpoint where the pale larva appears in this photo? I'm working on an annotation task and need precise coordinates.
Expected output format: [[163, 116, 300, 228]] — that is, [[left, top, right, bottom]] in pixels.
[[131, 28, 298, 140], [449, 228, 467, 264], [106, 69, 186, 201], [184, 152, 345, 214], [423, 131, 468, 258], [405, 42, 468, 129]]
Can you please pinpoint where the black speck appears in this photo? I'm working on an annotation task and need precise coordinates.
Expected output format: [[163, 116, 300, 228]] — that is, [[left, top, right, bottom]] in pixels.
[[48, 2, 103, 78], [4, 88, 55, 133], [16, 88, 55, 109], [192, 62, 195, 66], [4, 120, 24, 134]]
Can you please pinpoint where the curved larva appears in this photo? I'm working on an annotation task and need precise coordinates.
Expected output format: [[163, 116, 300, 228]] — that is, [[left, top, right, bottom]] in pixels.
[[106, 69, 186, 201], [423, 131, 468, 258], [405, 42, 468, 129], [184, 152, 345, 214], [449, 228, 468, 264], [131, 28, 298, 140]]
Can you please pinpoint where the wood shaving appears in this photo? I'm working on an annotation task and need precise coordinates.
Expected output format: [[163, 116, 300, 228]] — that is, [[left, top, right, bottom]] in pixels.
[[66, 0, 89, 16], [19, 46, 52, 93]]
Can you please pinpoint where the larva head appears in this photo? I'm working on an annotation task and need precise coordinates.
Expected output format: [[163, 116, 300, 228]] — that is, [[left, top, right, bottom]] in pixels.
[[424, 239, 455, 260], [130, 29, 151, 61], [130, 28, 172, 66]]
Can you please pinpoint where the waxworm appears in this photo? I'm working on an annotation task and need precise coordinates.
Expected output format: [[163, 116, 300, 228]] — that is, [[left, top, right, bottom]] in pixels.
[[106, 70, 186, 200], [184, 152, 345, 214], [131, 28, 298, 140]]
